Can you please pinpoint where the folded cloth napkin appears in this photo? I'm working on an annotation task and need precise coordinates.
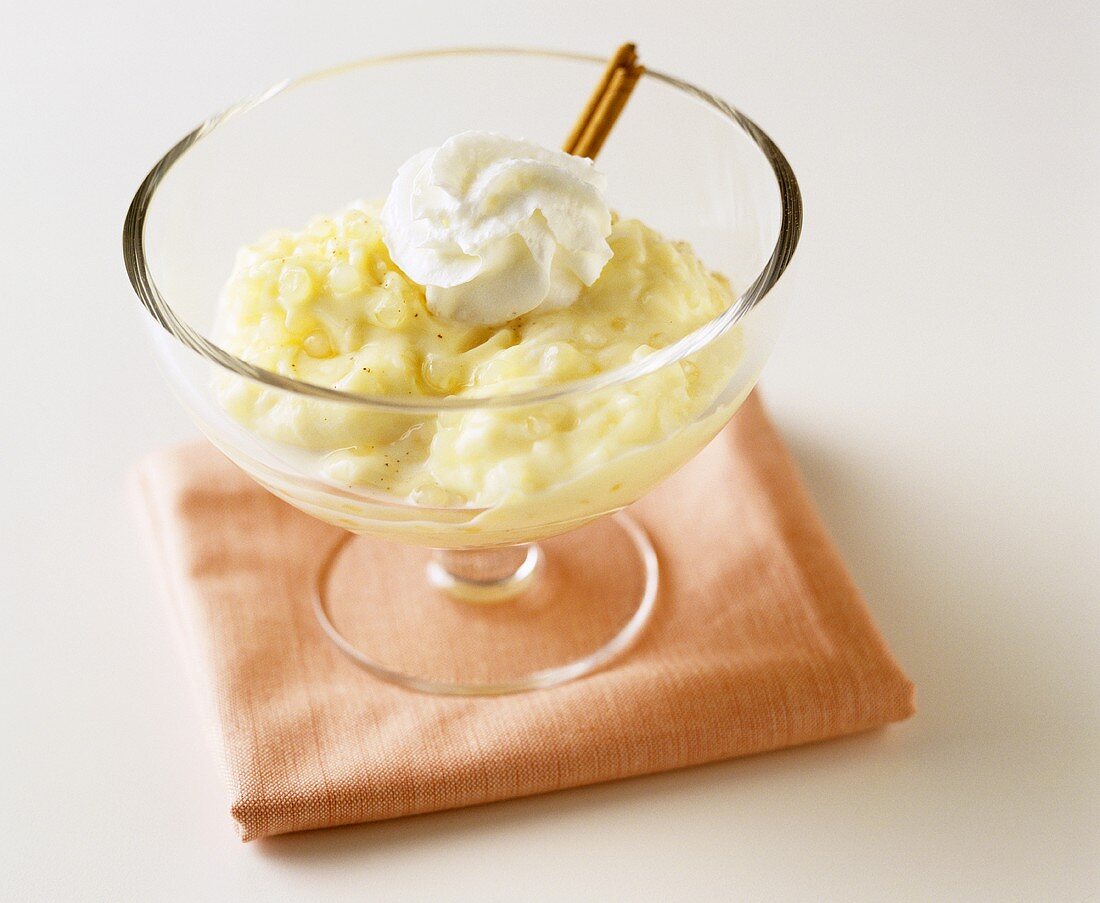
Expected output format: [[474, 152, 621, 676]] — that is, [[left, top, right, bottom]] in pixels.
[[131, 394, 914, 841]]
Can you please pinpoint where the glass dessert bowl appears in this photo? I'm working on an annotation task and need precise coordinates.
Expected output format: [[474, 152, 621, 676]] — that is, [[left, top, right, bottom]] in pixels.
[[124, 49, 802, 695]]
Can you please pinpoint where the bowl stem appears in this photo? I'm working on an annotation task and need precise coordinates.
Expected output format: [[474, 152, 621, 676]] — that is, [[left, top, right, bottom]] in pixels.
[[427, 544, 543, 603]]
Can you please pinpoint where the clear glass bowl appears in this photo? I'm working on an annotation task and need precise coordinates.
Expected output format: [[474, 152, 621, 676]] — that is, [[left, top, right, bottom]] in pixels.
[[124, 48, 801, 695]]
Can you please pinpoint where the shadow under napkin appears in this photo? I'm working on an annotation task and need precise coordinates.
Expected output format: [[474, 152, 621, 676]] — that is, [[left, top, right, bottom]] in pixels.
[[130, 394, 914, 841]]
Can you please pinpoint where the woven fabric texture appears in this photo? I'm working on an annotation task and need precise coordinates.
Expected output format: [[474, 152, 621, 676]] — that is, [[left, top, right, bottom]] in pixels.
[[131, 394, 914, 841]]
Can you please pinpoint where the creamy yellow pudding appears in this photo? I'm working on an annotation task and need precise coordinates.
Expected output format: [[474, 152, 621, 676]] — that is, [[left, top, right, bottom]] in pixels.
[[212, 133, 744, 544]]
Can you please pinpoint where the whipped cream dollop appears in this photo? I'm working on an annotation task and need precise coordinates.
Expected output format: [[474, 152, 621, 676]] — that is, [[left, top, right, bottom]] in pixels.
[[381, 131, 613, 325]]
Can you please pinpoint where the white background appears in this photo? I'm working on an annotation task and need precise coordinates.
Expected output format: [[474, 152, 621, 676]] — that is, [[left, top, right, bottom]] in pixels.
[[2, 1, 1097, 900]]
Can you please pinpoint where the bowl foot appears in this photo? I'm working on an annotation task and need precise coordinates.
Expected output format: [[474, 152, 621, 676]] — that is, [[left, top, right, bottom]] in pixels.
[[313, 513, 658, 696]]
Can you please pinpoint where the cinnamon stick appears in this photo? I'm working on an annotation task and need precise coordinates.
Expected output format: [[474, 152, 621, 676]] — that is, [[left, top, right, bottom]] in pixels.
[[563, 43, 644, 160]]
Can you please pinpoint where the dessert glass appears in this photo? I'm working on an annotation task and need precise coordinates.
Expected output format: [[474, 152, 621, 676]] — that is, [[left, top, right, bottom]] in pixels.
[[124, 49, 802, 695]]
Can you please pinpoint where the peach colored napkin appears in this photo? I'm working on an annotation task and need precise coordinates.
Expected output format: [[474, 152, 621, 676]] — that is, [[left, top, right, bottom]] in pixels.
[[131, 394, 914, 841]]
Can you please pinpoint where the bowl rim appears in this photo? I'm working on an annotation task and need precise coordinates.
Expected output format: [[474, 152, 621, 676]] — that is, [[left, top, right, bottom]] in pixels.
[[123, 46, 803, 413]]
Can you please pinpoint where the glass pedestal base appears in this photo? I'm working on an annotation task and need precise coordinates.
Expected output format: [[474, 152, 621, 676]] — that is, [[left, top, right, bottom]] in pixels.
[[313, 513, 658, 696]]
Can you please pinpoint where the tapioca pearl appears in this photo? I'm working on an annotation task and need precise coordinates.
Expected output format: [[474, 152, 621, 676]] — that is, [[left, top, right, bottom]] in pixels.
[[522, 414, 553, 440], [259, 312, 290, 345], [291, 241, 325, 260], [526, 437, 568, 475], [368, 292, 408, 329], [341, 214, 379, 243], [305, 215, 337, 240], [519, 317, 571, 341], [482, 459, 537, 499], [445, 414, 511, 459], [322, 451, 377, 486], [371, 256, 396, 283], [657, 400, 694, 435], [647, 284, 688, 316], [652, 237, 690, 275], [385, 271, 424, 303], [421, 354, 463, 394], [254, 228, 293, 254], [283, 307, 318, 338], [614, 405, 662, 444], [327, 263, 362, 297], [335, 365, 383, 396], [303, 332, 333, 359], [471, 350, 523, 386], [347, 242, 371, 272], [384, 269, 421, 294], [539, 402, 578, 432], [277, 265, 313, 307], [613, 269, 647, 304], [312, 312, 358, 355], [464, 328, 519, 363], [410, 483, 452, 508], [538, 343, 595, 380], [246, 259, 281, 296], [579, 326, 607, 348]]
